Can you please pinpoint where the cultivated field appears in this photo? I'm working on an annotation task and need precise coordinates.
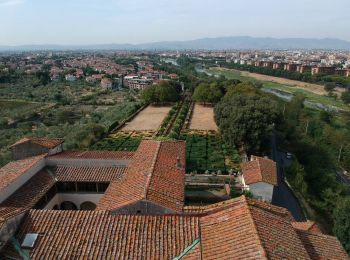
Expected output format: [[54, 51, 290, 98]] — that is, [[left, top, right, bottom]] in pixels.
[[121, 105, 172, 131], [188, 104, 218, 131]]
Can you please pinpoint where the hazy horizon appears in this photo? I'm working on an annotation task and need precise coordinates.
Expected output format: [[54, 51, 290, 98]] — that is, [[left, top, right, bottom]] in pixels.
[[1, 0, 349, 45]]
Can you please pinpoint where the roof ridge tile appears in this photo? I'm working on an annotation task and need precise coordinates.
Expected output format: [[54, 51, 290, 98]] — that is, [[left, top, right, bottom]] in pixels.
[[144, 141, 161, 200], [243, 196, 269, 259]]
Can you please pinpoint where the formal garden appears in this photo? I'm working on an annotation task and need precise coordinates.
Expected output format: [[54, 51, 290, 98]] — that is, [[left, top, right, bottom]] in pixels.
[[181, 131, 241, 174]]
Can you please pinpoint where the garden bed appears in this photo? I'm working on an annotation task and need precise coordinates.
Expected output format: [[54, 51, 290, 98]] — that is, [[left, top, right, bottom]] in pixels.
[[181, 131, 240, 174], [90, 131, 154, 151], [188, 103, 218, 131]]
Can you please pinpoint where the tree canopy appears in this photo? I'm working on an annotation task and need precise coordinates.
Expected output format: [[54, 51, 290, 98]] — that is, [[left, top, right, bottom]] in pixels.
[[140, 80, 180, 104], [214, 90, 279, 153], [333, 198, 350, 254], [192, 82, 223, 104], [341, 90, 350, 104]]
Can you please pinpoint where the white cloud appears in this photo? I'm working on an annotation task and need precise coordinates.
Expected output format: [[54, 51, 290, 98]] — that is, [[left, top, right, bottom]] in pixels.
[[0, 0, 24, 6]]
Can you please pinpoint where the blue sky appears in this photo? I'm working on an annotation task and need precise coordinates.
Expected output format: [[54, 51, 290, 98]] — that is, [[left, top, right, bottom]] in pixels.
[[1, 0, 349, 45]]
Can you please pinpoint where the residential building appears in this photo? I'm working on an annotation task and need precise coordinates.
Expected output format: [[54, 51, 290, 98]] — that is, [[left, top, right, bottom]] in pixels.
[[284, 63, 299, 71], [65, 74, 76, 82], [297, 65, 312, 74], [311, 66, 336, 75], [100, 78, 113, 89], [239, 155, 277, 202]]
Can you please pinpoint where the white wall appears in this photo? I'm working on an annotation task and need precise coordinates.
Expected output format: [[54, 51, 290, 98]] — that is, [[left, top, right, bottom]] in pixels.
[[44, 193, 104, 210], [48, 145, 63, 156], [249, 182, 274, 202]]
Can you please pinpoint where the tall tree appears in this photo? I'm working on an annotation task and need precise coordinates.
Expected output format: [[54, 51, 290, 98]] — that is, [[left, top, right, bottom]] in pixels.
[[214, 92, 279, 153], [333, 198, 350, 254]]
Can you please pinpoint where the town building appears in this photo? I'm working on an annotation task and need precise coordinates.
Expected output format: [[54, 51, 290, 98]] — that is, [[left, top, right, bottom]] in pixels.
[[0, 137, 347, 259], [284, 63, 299, 72], [239, 156, 277, 202], [311, 66, 336, 75], [65, 74, 76, 82], [123, 76, 153, 90], [297, 65, 312, 74], [262, 61, 273, 68], [100, 78, 113, 89]]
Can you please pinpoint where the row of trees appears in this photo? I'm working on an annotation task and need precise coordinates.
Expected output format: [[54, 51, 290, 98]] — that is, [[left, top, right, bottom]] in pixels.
[[279, 94, 350, 253], [222, 62, 350, 88], [192, 78, 243, 104]]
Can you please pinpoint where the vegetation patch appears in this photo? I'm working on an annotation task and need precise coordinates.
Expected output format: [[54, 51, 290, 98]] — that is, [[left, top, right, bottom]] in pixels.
[[181, 131, 240, 173]]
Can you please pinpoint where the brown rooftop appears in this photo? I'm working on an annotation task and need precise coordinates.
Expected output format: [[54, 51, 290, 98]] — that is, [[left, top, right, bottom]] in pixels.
[[48, 150, 134, 160], [0, 154, 46, 193], [54, 166, 127, 182], [97, 140, 186, 212], [10, 137, 64, 149], [1, 196, 347, 259], [241, 156, 278, 186]]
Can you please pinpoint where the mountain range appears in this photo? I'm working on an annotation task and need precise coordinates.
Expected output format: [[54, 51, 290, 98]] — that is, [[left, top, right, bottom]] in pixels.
[[1, 36, 350, 51]]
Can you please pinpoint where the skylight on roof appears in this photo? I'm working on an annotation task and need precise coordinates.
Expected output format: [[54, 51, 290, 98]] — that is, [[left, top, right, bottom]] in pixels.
[[21, 233, 39, 248]]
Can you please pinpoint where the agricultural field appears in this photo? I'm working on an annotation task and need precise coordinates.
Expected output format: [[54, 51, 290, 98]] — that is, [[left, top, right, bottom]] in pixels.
[[121, 105, 172, 131], [181, 132, 240, 173], [0, 101, 140, 166], [188, 104, 218, 131], [0, 99, 52, 123]]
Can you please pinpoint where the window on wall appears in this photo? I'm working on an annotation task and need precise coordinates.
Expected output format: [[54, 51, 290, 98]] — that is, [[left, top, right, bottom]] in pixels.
[[77, 182, 97, 192], [46, 185, 56, 201], [97, 183, 109, 192], [57, 182, 76, 192]]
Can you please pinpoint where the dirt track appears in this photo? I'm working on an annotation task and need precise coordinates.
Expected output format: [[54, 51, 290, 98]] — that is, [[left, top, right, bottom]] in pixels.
[[189, 104, 218, 131], [121, 105, 171, 131]]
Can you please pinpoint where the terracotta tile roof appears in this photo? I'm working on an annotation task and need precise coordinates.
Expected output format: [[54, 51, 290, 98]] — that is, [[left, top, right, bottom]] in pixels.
[[10, 137, 64, 149], [181, 242, 201, 260], [97, 140, 186, 212], [0, 170, 55, 226], [48, 150, 134, 160], [146, 141, 186, 212], [249, 200, 310, 259], [200, 196, 267, 259], [241, 156, 277, 186], [1, 196, 347, 259], [183, 196, 294, 221], [295, 229, 349, 260], [97, 140, 160, 211], [199, 196, 310, 259], [54, 166, 127, 182], [292, 220, 322, 234], [0, 154, 46, 193], [2, 210, 200, 259]]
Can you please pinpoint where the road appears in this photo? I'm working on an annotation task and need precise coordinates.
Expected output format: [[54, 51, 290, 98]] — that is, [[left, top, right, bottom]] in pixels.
[[271, 130, 306, 221], [336, 168, 350, 185]]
